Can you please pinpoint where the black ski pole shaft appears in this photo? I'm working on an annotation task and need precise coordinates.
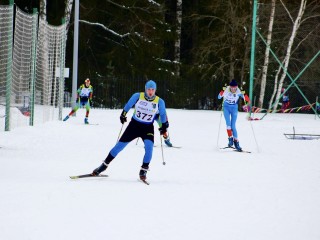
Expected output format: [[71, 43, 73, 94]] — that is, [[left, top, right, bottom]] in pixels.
[[116, 123, 124, 143], [216, 111, 223, 149]]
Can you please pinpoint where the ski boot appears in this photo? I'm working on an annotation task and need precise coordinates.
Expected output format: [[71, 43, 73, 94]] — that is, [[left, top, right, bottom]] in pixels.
[[63, 115, 69, 121], [139, 164, 149, 181], [164, 136, 173, 147], [228, 137, 233, 147], [91, 163, 108, 176], [233, 140, 242, 151], [163, 132, 173, 147], [84, 117, 89, 124]]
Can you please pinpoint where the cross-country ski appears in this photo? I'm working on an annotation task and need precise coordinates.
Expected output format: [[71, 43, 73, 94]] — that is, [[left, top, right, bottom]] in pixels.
[[220, 146, 252, 153], [138, 179, 150, 185], [70, 174, 108, 179]]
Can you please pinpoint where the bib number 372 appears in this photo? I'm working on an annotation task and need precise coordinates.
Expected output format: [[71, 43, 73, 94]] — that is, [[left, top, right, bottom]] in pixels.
[[136, 111, 152, 121]]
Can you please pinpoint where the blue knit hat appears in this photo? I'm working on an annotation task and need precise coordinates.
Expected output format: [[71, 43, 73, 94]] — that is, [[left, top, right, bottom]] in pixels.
[[229, 79, 238, 87], [145, 80, 157, 90]]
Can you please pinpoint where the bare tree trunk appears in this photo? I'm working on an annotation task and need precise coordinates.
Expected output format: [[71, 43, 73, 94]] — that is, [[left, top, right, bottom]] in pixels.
[[268, 61, 283, 109], [39, 0, 47, 20], [65, 0, 74, 31], [258, 0, 276, 108], [272, 0, 307, 111], [240, 26, 250, 86], [228, 1, 235, 80], [229, 56, 234, 80], [174, 0, 182, 77]]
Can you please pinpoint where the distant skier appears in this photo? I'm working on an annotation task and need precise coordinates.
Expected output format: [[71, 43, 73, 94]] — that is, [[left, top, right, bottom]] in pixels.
[[281, 88, 290, 112], [218, 79, 250, 151], [63, 78, 93, 124], [91, 80, 169, 182]]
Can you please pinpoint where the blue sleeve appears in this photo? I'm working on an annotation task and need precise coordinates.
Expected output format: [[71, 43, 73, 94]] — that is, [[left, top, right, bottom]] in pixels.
[[158, 98, 167, 123], [123, 93, 140, 112], [154, 113, 161, 126]]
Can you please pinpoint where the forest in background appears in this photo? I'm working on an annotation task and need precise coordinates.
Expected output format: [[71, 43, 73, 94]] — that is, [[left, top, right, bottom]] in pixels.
[[1, 0, 319, 110]]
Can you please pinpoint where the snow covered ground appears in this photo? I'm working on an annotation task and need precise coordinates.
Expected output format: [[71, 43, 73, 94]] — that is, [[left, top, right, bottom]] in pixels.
[[1, 108, 320, 240]]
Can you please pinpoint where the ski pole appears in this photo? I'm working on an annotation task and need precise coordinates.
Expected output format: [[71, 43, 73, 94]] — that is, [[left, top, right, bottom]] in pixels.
[[216, 101, 224, 149], [116, 123, 124, 143], [216, 111, 222, 149], [259, 111, 268, 120], [136, 137, 139, 145], [160, 134, 166, 165], [249, 120, 260, 153]]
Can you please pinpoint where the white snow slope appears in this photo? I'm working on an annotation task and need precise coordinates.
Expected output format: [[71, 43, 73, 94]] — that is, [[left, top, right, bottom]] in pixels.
[[1, 108, 320, 240]]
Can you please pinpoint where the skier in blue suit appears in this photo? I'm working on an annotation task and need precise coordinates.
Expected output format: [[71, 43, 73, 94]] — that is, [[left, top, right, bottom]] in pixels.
[[218, 79, 249, 151], [91, 80, 169, 181]]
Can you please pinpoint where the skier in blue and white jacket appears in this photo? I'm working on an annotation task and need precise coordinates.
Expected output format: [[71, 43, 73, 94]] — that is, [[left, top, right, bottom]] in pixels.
[[91, 80, 168, 181], [218, 79, 250, 151]]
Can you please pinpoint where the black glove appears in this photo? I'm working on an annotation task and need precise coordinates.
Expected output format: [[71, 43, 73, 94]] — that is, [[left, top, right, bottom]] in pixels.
[[120, 110, 127, 124], [159, 121, 169, 135], [89, 98, 92, 105]]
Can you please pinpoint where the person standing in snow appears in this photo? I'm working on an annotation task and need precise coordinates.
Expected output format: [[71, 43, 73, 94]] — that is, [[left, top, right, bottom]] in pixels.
[[218, 79, 250, 151], [91, 80, 169, 181], [63, 78, 93, 124], [281, 88, 290, 112]]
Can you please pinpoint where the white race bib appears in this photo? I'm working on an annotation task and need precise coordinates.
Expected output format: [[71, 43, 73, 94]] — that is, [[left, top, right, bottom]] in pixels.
[[224, 87, 241, 105], [80, 87, 91, 97], [134, 93, 159, 123]]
